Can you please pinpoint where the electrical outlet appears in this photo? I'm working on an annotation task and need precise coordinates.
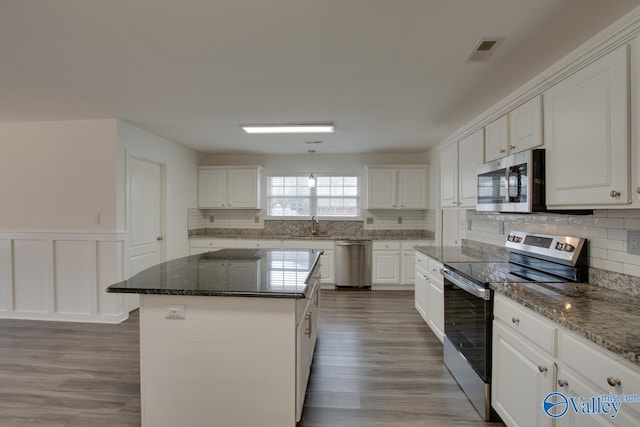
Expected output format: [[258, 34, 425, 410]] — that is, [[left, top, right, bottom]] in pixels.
[[254, 215, 260, 223], [628, 231, 640, 255], [165, 305, 186, 319], [92, 213, 101, 224], [397, 217, 403, 224], [209, 215, 215, 223], [366, 217, 374, 224]]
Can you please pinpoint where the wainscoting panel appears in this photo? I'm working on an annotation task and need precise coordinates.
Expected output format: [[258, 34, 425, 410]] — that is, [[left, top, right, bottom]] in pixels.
[[0, 233, 128, 323], [13, 239, 50, 313]]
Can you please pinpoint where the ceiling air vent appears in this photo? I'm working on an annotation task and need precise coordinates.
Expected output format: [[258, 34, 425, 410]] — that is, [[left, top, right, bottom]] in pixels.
[[466, 38, 504, 62]]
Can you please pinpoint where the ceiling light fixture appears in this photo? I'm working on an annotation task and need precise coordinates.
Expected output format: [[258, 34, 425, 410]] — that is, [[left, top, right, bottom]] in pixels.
[[241, 123, 334, 134]]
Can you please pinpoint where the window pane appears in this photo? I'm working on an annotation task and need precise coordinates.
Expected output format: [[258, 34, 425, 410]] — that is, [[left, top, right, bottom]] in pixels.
[[344, 187, 357, 196], [268, 198, 310, 216], [330, 187, 344, 196], [317, 186, 330, 196], [316, 176, 331, 186]]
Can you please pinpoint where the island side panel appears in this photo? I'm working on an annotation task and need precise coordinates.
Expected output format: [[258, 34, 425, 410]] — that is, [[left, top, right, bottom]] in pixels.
[[139, 294, 297, 427]]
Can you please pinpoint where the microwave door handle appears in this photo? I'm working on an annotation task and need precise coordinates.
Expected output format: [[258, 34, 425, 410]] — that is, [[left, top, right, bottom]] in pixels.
[[505, 167, 511, 203]]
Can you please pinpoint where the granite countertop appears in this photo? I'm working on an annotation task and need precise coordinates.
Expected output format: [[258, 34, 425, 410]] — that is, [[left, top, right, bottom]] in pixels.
[[107, 249, 322, 299], [189, 229, 435, 242], [491, 281, 640, 367], [414, 245, 508, 263]]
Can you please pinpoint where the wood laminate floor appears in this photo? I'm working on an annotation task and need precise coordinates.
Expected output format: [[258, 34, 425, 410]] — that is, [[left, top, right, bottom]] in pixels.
[[0, 290, 504, 426]]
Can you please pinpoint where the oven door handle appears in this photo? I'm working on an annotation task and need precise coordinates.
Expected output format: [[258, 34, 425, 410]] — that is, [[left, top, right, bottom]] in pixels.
[[441, 268, 491, 300]]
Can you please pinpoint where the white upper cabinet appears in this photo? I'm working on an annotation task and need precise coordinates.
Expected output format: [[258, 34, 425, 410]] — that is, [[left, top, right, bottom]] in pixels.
[[397, 168, 428, 209], [485, 96, 543, 162], [509, 95, 543, 154], [198, 168, 227, 208], [366, 166, 428, 210], [366, 168, 397, 209], [544, 44, 630, 207], [440, 129, 484, 208], [439, 142, 458, 207], [458, 129, 485, 208], [484, 115, 510, 162], [198, 166, 262, 209]]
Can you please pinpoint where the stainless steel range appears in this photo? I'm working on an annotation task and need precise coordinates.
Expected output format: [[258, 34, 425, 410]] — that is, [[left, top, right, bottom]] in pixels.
[[441, 231, 588, 421]]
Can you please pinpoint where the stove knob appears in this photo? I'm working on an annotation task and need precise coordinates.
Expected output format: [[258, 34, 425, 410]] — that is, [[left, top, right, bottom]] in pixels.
[[564, 244, 575, 252]]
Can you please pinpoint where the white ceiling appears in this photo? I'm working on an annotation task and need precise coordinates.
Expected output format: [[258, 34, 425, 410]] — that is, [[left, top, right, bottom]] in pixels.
[[1, 0, 639, 154]]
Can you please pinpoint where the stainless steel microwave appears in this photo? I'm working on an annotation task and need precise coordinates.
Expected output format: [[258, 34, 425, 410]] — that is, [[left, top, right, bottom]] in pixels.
[[476, 149, 545, 213]]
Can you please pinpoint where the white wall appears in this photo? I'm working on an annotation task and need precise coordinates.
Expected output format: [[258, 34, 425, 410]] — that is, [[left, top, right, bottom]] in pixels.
[[117, 120, 198, 261], [0, 120, 118, 232], [0, 119, 198, 322]]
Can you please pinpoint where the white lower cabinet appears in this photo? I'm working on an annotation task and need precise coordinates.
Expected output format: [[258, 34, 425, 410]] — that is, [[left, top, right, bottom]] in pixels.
[[493, 294, 640, 427], [372, 241, 401, 284], [425, 261, 444, 343], [414, 251, 444, 343], [189, 239, 236, 255], [295, 274, 320, 421], [492, 320, 555, 427]]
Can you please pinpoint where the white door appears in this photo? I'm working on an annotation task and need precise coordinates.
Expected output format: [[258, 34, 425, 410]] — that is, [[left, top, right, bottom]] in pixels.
[[127, 157, 164, 312]]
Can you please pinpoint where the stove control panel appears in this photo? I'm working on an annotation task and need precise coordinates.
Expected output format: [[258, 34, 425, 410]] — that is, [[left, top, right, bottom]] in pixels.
[[505, 231, 586, 265]]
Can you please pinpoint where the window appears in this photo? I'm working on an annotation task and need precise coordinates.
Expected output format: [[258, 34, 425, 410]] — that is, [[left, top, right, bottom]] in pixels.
[[267, 251, 311, 290], [268, 175, 359, 218]]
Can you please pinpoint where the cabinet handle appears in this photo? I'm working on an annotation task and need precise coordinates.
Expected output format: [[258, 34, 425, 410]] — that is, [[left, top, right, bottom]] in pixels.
[[228, 203, 232, 207], [538, 365, 548, 373], [558, 379, 568, 387], [509, 145, 516, 150], [610, 190, 620, 198], [401, 204, 404, 207], [305, 313, 312, 337], [607, 377, 621, 387], [499, 149, 506, 153], [636, 187, 640, 194], [511, 317, 520, 324]]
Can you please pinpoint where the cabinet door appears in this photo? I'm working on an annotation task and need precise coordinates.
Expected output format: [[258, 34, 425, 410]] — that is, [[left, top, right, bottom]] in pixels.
[[367, 168, 397, 209], [485, 115, 510, 162], [227, 168, 259, 208], [492, 321, 555, 427], [426, 276, 444, 343], [319, 250, 335, 284], [544, 44, 630, 207], [458, 129, 485, 208], [401, 249, 416, 284], [198, 168, 227, 208], [509, 95, 543, 154], [414, 269, 428, 320], [440, 142, 459, 207], [296, 302, 314, 421], [398, 168, 428, 209], [372, 250, 400, 284], [556, 367, 640, 427]]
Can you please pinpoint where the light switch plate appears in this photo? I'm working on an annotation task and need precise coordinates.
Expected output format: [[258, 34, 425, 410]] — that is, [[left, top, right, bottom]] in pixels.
[[628, 231, 640, 255]]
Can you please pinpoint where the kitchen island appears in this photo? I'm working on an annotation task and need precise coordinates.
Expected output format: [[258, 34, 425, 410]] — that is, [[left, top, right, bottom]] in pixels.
[[107, 248, 323, 427]]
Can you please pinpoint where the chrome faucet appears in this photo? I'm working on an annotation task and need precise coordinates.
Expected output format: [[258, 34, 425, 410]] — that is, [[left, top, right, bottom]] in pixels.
[[311, 216, 319, 235]]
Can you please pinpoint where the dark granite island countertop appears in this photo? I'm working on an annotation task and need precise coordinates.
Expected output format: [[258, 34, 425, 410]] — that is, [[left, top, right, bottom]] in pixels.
[[414, 245, 507, 263], [107, 248, 322, 299]]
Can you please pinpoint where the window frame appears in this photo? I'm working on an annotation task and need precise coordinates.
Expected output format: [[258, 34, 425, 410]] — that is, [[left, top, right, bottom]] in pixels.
[[266, 173, 361, 220]]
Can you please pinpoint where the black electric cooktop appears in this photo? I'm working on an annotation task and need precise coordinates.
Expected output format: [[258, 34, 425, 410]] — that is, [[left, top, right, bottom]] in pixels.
[[444, 261, 570, 286]]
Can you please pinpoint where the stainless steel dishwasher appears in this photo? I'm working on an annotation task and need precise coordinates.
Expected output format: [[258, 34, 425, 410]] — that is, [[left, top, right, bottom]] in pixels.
[[335, 240, 372, 289]]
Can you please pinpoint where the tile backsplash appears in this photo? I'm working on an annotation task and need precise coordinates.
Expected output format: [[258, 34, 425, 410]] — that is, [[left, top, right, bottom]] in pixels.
[[459, 209, 640, 279], [188, 208, 435, 232]]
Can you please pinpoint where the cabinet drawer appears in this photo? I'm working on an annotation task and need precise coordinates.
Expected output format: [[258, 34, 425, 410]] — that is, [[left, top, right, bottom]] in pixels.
[[427, 258, 443, 277], [415, 252, 429, 270], [373, 241, 400, 250], [494, 294, 557, 355], [559, 329, 640, 398], [189, 239, 236, 249], [235, 239, 281, 249]]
